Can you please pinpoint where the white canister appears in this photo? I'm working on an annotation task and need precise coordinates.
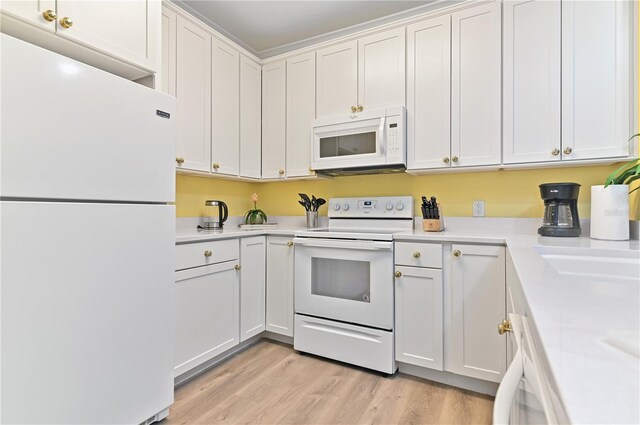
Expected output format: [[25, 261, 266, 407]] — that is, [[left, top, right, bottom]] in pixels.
[[590, 185, 630, 240]]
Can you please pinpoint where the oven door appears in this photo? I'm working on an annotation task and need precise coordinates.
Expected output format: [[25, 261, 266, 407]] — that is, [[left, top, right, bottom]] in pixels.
[[293, 237, 394, 330]]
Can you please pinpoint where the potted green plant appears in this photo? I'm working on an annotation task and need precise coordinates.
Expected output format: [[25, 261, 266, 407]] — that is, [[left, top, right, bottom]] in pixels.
[[590, 133, 639, 240], [244, 193, 267, 224]]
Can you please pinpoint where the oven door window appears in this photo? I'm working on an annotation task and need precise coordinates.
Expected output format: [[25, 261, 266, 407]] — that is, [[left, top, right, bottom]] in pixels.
[[319, 132, 377, 158], [311, 258, 371, 303]]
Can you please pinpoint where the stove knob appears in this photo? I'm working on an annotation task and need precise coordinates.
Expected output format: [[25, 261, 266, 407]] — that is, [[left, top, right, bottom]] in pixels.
[[396, 202, 404, 211], [342, 203, 350, 211], [333, 204, 341, 211], [386, 202, 394, 211]]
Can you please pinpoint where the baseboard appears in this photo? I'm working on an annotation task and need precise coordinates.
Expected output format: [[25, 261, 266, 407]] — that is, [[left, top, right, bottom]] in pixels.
[[399, 363, 498, 396], [262, 331, 294, 345]]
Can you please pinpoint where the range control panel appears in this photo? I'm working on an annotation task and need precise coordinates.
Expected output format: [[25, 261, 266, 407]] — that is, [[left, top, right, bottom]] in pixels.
[[328, 196, 414, 219]]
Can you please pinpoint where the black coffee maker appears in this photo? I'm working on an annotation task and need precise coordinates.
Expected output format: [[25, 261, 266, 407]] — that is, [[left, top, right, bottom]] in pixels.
[[538, 183, 581, 237]]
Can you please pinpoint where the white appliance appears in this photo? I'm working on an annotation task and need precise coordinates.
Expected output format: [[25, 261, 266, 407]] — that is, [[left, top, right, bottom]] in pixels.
[[293, 196, 414, 373], [311, 106, 406, 175], [1, 35, 175, 424]]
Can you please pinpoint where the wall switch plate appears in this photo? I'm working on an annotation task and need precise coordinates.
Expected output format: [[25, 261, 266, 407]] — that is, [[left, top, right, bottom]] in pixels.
[[473, 200, 485, 217]]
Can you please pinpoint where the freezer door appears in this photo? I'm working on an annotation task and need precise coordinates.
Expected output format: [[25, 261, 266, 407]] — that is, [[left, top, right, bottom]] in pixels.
[[1, 201, 175, 424], [0, 34, 175, 203]]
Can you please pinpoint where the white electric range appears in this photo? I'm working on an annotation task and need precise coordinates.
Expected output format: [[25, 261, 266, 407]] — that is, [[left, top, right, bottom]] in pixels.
[[293, 196, 414, 373]]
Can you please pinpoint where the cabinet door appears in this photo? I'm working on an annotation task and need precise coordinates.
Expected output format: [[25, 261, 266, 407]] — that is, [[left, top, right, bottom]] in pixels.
[[316, 40, 358, 117], [406, 16, 451, 170], [159, 6, 176, 96], [358, 28, 406, 111], [0, 0, 56, 31], [503, 0, 561, 164], [451, 3, 501, 167], [395, 266, 443, 370], [286, 52, 316, 178], [211, 37, 240, 176], [175, 16, 211, 172], [562, 0, 631, 160], [448, 244, 506, 383], [240, 237, 266, 342], [174, 261, 240, 377], [262, 60, 287, 179], [266, 237, 295, 337], [55, 0, 158, 71], [240, 55, 262, 178]]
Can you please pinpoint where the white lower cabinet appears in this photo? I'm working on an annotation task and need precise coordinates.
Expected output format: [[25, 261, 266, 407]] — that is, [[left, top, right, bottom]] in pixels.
[[266, 236, 295, 337], [240, 236, 266, 341], [447, 244, 506, 383], [394, 265, 443, 370]]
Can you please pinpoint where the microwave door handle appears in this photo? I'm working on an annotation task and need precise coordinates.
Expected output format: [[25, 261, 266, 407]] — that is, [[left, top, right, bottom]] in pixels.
[[378, 116, 386, 155], [293, 238, 393, 251]]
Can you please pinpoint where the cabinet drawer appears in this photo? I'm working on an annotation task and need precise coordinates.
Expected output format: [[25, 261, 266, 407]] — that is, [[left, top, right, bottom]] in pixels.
[[176, 239, 239, 271], [395, 242, 442, 268]]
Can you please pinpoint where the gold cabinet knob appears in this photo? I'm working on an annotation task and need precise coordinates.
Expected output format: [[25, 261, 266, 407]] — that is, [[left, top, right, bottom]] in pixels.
[[279, 169, 285, 176], [452, 156, 459, 163], [204, 250, 212, 258], [308, 167, 315, 174], [59, 17, 73, 28], [287, 241, 293, 247], [551, 148, 560, 156], [176, 157, 185, 164], [563, 147, 573, 155], [453, 249, 461, 257], [357, 105, 364, 112], [412, 251, 421, 259], [42, 9, 57, 22], [394, 271, 402, 278], [351, 106, 358, 113], [443, 157, 450, 164], [234, 264, 241, 271], [498, 319, 513, 335], [212, 163, 220, 170]]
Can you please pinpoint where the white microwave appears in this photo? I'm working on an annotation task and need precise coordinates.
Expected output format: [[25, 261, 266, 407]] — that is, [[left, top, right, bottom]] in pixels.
[[311, 106, 406, 175]]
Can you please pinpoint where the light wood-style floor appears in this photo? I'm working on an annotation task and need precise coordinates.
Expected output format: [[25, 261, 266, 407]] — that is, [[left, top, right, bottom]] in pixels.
[[164, 340, 494, 425]]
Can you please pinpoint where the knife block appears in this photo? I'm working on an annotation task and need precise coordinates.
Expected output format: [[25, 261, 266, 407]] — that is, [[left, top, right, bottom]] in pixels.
[[422, 204, 444, 232]]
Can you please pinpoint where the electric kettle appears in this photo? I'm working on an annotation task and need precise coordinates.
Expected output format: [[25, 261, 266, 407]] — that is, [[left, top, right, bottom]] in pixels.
[[203, 200, 228, 229]]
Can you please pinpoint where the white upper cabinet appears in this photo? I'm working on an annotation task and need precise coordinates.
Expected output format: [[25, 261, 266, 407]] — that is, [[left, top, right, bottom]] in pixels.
[[54, 0, 159, 71], [211, 37, 240, 176], [262, 60, 287, 179], [451, 2, 501, 168], [160, 7, 176, 97], [358, 28, 406, 111], [406, 15, 451, 170], [175, 16, 211, 173], [503, 0, 561, 164], [316, 40, 358, 118], [0, 0, 56, 31], [286, 52, 316, 178], [562, 0, 632, 160], [240, 55, 262, 179]]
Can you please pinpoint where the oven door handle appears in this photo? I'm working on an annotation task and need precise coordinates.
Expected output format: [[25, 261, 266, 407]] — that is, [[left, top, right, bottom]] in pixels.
[[293, 237, 393, 251]]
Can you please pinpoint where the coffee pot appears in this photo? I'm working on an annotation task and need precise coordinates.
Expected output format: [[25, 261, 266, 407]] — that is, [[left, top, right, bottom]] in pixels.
[[538, 183, 581, 237]]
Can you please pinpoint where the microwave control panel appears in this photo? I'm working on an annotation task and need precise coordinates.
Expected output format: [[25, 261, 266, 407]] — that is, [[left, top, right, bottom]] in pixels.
[[385, 110, 405, 161]]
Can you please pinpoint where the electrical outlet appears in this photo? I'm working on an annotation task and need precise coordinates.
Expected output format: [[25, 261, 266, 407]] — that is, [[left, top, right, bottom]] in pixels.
[[473, 200, 485, 217]]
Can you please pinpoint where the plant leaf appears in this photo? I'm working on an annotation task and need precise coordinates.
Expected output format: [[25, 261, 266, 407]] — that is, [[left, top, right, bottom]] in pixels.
[[605, 159, 640, 186]]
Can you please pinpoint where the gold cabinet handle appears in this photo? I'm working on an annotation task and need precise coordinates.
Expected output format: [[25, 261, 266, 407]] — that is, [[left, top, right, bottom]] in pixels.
[[308, 167, 315, 174], [453, 250, 461, 257], [234, 264, 241, 271], [394, 271, 402, 278], [42, 9, 57, 22], [204, 250, 212, 258], [351, 106, 357, 113], [176, 157, 185, 164], [59, 17, 73, 28], [278, 169, 285, 176], [287, 241, 293, 247], [443, 157, 450, 164], [498, 319, 513, 335], [357, 105, 364, 112], [551, 148, 560, 156], [212, 163, 220, 170], [563, 147, 573, 155], [452, 156, 459, 163], [412, 251, 421, 259]]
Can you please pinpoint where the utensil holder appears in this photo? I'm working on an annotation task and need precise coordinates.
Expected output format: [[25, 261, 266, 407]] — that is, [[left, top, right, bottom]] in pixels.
[[306, 211, 318, 228], [422, 204, 444, 232]]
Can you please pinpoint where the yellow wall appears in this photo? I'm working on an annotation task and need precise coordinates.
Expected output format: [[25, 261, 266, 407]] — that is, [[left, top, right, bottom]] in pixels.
[[176, 163, 640, 220]]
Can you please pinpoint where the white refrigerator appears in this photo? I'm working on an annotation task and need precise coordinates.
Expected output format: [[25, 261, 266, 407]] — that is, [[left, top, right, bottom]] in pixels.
[[1, 34, 176, 424]]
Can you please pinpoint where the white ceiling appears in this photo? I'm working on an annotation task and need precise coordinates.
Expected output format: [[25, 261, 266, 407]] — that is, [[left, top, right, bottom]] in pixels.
[[175, 1, 433, 58]]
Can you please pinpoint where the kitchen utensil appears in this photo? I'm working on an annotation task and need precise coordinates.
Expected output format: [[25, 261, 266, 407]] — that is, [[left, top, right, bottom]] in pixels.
[[203, 200, 228, 229], [311, 195, 317, 212], [298, 200, 309, 211], [299, 193, 312, 211], [316, 198, 326, 210]]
